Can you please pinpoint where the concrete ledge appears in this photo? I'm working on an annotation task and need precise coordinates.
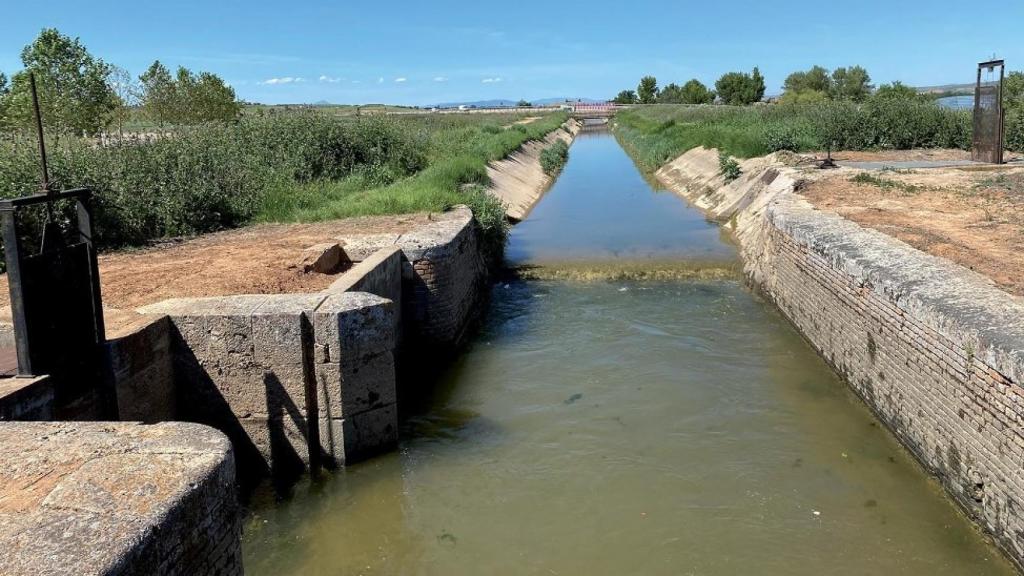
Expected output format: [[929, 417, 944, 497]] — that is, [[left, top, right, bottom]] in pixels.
[[0, 376, 54, 421], [0, 421, 241, 576]]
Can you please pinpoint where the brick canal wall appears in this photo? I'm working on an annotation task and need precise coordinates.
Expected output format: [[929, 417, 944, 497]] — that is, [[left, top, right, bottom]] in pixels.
[[656, 147, 1024, 567]]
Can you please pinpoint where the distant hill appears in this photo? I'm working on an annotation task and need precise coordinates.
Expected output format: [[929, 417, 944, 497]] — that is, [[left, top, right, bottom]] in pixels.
[[914, 82, 975, 94], [431, 97, 603, 109]]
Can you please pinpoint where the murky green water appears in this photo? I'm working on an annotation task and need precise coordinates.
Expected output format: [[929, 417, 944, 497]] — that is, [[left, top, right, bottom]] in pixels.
[[242, 131, 1015, 575]]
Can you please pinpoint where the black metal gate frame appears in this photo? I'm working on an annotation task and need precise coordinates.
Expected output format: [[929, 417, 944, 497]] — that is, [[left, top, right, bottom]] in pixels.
[[0, 187, 105, 377]]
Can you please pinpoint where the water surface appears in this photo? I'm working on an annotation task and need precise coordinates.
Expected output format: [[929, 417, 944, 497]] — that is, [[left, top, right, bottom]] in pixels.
[[243, 130, 1014, 575]]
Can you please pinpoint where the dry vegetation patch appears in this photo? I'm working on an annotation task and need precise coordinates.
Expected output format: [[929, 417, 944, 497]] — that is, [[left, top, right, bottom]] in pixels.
[[799, 165, 1024, 296]]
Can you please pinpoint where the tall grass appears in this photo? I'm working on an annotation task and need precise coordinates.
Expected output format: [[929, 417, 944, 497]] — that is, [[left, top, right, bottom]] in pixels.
[[0, 111, 569, 260], [613, 101, 987, 171]]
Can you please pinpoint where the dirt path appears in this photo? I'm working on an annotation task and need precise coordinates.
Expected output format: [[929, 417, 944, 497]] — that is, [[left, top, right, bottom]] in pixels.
[[799, 165, 1024, 297], [0, 213, 438, 311]]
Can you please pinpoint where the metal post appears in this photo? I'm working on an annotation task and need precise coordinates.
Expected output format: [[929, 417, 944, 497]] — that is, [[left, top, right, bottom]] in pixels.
[[0, 207, 32, 376], [998, 64, 1006, 165], [30, 74, 52, 195]]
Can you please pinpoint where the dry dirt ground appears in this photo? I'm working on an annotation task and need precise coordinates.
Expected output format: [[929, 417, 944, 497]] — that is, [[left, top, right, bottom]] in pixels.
[[798, 159, 1024, 297], [0, 212, 438, 311], [805, 149, 1023, 163]]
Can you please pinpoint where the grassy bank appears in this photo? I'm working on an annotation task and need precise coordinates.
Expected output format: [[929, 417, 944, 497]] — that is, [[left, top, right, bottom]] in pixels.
[[0, 111, 568, 259], [612, 101, 1018, 171]]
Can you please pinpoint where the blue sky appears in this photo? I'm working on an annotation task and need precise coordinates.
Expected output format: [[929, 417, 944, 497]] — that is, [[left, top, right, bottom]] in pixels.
[[2, 1, 1022, 105]]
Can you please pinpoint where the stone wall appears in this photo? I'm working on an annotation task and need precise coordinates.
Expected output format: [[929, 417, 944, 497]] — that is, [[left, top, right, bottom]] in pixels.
[[0, 421, 241, 576], [398, 209, 487, 351], [655, 146, 1024, 567], [138, 292, 397, 482], [332, 207, 488, 352], [105, 314, 175, 422]]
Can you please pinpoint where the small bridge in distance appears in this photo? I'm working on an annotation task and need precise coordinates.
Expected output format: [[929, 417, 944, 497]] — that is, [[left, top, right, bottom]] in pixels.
[[569, 103, 625, 119]]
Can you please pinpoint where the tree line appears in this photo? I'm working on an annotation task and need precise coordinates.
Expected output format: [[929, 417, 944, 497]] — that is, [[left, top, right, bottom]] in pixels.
[[611, 64, 1024, 108], [0, 28, 241, 136], [612, 68, 766, 106]]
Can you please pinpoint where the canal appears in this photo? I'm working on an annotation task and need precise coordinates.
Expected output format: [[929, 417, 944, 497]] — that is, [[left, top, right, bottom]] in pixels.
[[242, 129, 1014, 575]]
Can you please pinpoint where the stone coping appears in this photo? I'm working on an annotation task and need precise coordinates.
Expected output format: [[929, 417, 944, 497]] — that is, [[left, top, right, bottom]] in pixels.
[[768, 193, 1024, 385], [0, 421, 238, 576]]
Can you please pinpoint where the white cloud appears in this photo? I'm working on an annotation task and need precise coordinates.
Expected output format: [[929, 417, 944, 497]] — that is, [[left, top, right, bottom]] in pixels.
[[394, 77, 407, 83], [433, 76, 447, 82], [318, 75, 343, 83], [481, 77, 502, 83], [260, 76, 305, 85], [377, 77, 384, 84]]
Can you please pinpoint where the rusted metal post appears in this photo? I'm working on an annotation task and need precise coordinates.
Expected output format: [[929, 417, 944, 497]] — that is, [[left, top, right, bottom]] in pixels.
[[29, 74, 54, 195]]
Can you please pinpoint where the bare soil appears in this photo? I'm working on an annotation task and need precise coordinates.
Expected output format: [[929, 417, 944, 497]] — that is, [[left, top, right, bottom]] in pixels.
[[799, 164, 1024, 297], [799, 149, 1023, 163], [0, 213, 437, 311]]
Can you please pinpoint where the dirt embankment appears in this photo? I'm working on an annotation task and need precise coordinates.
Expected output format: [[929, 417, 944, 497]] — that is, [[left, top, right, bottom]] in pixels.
[[655, 146, 1024, 297], [800, 167, 1024, 297], [0, 213, 437, 312], [485, 119, 581, 220]]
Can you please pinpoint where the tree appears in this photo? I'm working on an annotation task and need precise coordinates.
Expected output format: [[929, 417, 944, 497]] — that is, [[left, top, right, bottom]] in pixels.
[[831, 66, 872, 101], [139, 60, 177, 126], [1004, 71, 1024, 110], [0, 72, 9, 130], [6, 28, 117, 135], [657, 83, 684, 104], [637, 76, 659, 104], [107, 65, 139, 137], [715, 67, 765, 106], [516, 99, 532, 107], [175, 67, 241, 124], [752, 67, 766, 102], [681, 79, 715, 104], [139, 61, 240, 125], [783, 65, 832, 95], [873, 81, 924, 102], [612, 90, 638, 104]]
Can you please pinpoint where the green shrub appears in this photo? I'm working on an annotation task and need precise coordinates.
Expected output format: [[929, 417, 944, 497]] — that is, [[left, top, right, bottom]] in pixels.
[[540, 140, 570, 175], [0, 111, 570, 263], [761, 125, 800, 152], [613, 100, 978, 171], [719, 151, 741, 181]]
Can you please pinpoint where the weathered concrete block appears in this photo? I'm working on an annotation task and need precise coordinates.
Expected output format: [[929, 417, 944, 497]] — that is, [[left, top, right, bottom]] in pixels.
[[313, 292, 395, 363], [343, 403, 398, 462], [338, 233, 400, 262], [0, 422, 241, 576], [0, 376, 54, 421], [316, 351, 396, 418], [237, 414, 345, 469], [250, 294, 326, 367], [106, 315, 175, 422]]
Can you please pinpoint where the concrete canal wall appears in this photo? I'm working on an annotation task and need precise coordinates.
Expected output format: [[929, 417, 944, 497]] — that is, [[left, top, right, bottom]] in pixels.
[[487, 119, 581, 220], [657, 147, 1024, 567]]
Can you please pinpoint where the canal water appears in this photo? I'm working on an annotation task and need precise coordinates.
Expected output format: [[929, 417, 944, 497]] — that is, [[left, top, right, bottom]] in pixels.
[[242, 130, 1015, 575]]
